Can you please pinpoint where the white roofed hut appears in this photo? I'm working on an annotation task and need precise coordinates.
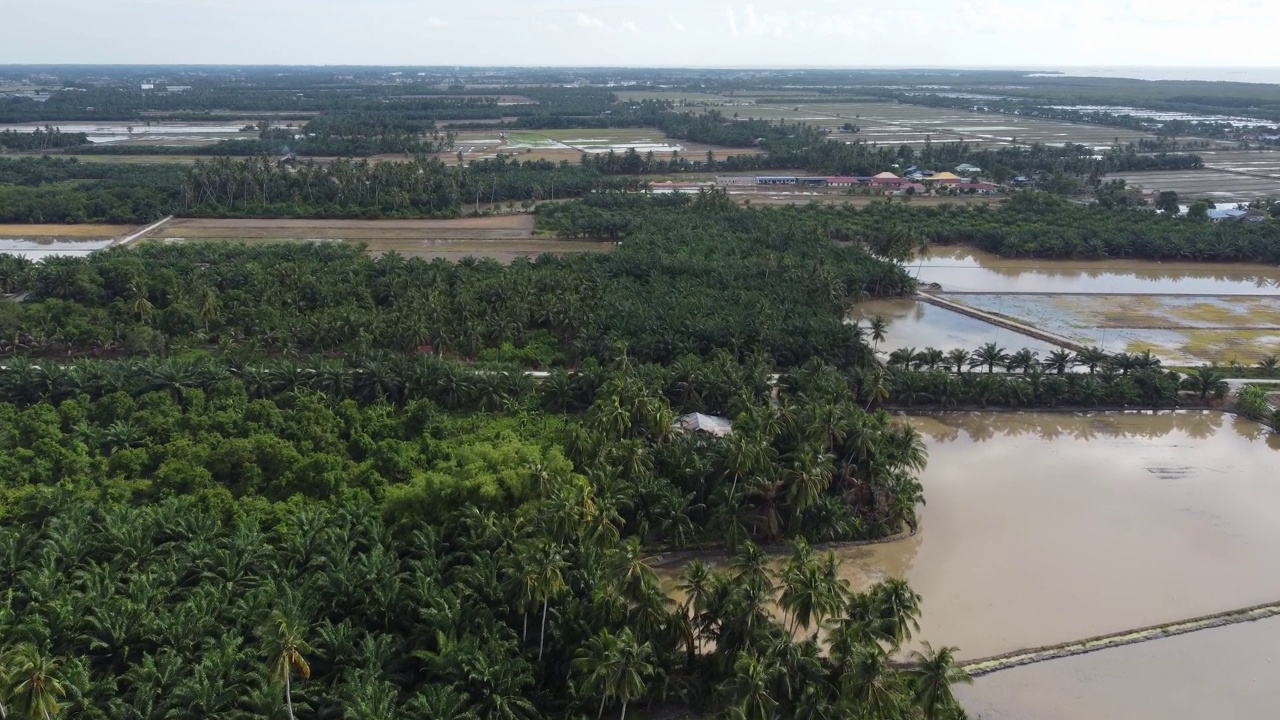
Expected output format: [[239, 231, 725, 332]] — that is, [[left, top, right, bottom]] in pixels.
[[673, 413, 733, 438]]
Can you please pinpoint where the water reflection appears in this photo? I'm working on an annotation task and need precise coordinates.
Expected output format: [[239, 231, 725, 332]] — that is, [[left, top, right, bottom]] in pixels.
[[907, 410, 1243, 444], [914, 246, 1280, 295]]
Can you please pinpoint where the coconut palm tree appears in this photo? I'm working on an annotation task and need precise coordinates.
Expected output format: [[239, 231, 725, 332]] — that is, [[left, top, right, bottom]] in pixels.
[[574, 628, 653, 720], [572, 630, 621, 720], [908, 643, 972, 720], [265, 613, 311, 720], [840, 645, 899, 719], [6, 645, 68, 720], [871, 579, 922, 649], [724, 654, 778, 720], [868, 316, 888, 351], [531, 541, 568, 660], [609, 629, 653, 720]]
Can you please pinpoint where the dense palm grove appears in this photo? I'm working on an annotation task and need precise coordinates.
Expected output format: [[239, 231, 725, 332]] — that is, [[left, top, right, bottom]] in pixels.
[[5, 67, 1279, 718], [0, 188, 983, 718], [0, 194, 910, 364]]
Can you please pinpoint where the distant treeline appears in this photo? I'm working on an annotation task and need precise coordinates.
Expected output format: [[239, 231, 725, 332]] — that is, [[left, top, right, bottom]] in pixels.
[[0, 127, 90, 151], [0, 155, 643, 223], [542, 190, 1280, 264]]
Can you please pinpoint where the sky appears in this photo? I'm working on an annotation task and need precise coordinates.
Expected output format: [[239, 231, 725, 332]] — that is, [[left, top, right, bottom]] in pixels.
[[3, 0, 1279, 69]]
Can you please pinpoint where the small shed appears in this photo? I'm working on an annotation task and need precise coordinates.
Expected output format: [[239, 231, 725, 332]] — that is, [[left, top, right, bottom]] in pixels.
[[955, 163, 982, 174], [673, 413, 733, 437]]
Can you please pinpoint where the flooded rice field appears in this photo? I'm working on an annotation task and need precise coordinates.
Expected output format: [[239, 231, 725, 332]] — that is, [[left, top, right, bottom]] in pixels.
[[0, 121, 261, 145], [909, 246, 1280, 363], [957, 615, 1280, 720], [888, 411, 1280, 657], [848, 298, 1062, 355], [916, 246, 1280, 295], [659, 411, 1280, 661], [0, 237, 117, 260], [948, 293, 1280, 364], [1106, 168, 1280, 201]]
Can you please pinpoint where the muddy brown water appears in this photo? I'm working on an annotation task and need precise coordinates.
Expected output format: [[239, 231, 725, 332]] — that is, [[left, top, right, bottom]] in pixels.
[[660, 411, 1280, 660], [956, 615, 1280, 719], [914, 246, 1280, 295]]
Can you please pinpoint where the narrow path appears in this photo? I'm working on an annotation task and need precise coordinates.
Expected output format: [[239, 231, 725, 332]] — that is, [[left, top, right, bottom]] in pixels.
[[960, 600, 1280, 677], [915, 291, 1089, 353], [112, 215, 174, 247]]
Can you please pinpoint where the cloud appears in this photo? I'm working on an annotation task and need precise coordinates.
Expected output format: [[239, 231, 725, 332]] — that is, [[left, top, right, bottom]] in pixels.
[[425, 16, 447, 28], [724, 3, 886, 39], [574, 12, 639, 34], [668, 14, 686, 32], [575, 12, 606, 30]]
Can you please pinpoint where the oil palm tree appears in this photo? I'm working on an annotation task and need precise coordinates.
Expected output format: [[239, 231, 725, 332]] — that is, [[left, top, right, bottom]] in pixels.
[[1181, 366, 1229, 402], [265, 613, 311, 720], [1075, 346, 1108, 374], [1256, 354, 1278, 377], [969, 342, 1010, 374], [908, 643, 972, 720], [1007, 348, 1039, 375], [1042, 348, 1074, 375], [944, 349, 970, 375]]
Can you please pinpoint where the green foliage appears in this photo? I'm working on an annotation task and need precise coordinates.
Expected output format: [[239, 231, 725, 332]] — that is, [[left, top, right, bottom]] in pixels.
[[1, 201, 910, 368]]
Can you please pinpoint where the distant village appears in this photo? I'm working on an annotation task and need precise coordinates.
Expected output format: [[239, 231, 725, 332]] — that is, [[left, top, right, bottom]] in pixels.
[[651, 163, 1023, 197]]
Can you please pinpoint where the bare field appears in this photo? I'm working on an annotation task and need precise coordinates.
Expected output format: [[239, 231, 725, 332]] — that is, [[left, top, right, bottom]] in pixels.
[[145, 216, 608, 261], [0, 223, 133, 238]]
